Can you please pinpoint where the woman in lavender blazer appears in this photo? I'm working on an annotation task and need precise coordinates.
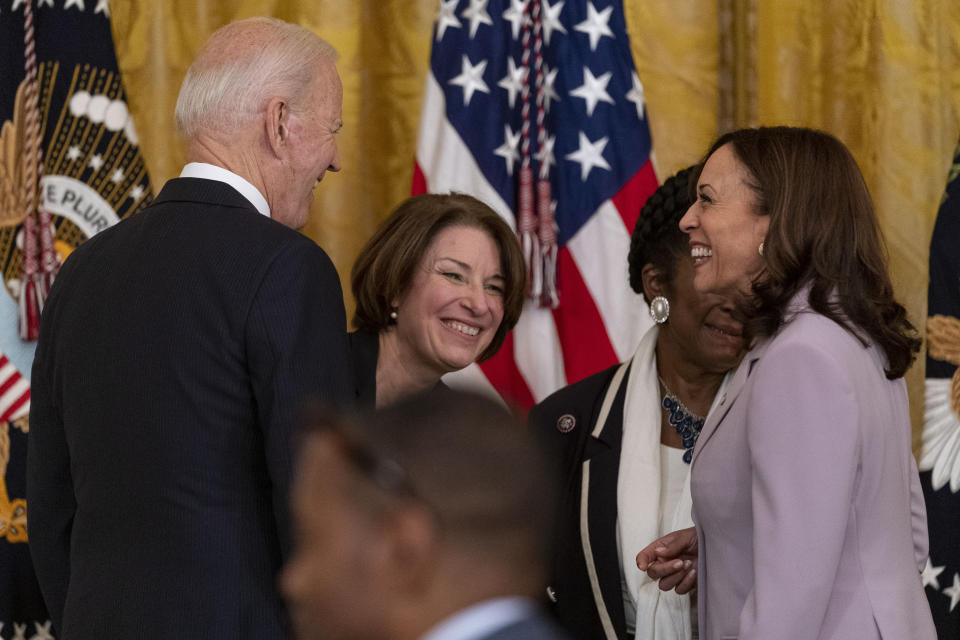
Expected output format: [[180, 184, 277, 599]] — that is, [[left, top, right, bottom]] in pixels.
[[638, 127, 936, 640]]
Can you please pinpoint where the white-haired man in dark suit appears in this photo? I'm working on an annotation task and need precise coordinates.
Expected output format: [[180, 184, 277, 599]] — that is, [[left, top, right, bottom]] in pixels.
[[28, 17, 349, 639]]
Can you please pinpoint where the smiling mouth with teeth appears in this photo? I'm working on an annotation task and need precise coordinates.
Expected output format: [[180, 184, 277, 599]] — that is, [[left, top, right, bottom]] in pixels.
[[445, 320, 480, 337], [691, 246, 712, 266]]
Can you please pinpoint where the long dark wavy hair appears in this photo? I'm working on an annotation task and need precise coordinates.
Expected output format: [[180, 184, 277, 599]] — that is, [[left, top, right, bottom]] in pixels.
[[693, 127, 920, 379]]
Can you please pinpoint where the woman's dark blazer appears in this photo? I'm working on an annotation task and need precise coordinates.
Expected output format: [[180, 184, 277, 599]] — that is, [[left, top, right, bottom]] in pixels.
[[347, 329, 450, 407], [348, 329, 380, 407], [529, 362, 633, 640]]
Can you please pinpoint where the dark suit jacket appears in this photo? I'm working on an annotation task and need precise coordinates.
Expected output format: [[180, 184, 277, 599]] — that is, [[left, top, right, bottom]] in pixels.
[[27, 178, 351, 639], [528, 364, 632, 640]]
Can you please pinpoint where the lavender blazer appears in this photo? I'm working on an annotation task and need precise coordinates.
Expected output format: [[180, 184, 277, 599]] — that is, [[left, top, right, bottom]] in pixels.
[[690, 294, 935, 640]]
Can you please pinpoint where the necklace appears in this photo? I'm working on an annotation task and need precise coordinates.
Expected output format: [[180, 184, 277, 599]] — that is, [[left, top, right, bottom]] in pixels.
[[658, 376, 705, 464]]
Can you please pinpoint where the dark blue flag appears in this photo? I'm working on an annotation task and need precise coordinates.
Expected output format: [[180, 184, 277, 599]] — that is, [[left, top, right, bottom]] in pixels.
[[920, 138, 960, 638], [1, 1, 152, 635]]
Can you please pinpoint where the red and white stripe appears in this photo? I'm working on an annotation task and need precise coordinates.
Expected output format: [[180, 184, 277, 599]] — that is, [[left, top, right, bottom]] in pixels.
[[414, 72, 659, 410], [0, 355, 31, 423]]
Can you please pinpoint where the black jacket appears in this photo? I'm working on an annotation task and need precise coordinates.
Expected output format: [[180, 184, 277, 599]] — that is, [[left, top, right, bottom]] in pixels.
[[347, 328, 450, 407], [28, 178, 351, 639], [529, 362, 632, 640]]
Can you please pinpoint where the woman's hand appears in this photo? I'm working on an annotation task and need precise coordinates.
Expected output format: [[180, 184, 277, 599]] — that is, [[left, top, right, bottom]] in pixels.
[[636, 526, 699, 594]]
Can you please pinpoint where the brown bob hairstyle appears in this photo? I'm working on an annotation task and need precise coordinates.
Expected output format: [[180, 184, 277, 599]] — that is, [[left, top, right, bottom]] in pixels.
[[351, 193, 526, 363], [692, 126, 920, 379]]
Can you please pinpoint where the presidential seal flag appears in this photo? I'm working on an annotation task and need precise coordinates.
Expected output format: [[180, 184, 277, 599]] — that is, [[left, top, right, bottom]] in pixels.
[[920, 138, 960, 638], [413, 0, 658, 408], [1, 0, 153, 632]]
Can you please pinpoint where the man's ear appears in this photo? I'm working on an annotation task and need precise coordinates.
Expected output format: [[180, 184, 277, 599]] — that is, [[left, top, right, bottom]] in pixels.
[[265, 96, 289, 159], [379, 505, 438, 594], [640, 263, 668, 301]]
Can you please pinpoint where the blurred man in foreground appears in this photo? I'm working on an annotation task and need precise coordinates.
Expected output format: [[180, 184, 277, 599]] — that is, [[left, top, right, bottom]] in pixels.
[[283, 391, 569, 640]]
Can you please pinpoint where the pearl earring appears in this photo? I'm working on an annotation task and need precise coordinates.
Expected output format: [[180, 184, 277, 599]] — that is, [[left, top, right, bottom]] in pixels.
[[649, 296, 670, 324], [389, 308, 398, 320]]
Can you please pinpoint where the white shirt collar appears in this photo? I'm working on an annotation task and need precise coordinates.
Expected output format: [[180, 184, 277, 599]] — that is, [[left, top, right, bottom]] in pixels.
[[180, 162, 270, 218], [418, 597, 535, 640]]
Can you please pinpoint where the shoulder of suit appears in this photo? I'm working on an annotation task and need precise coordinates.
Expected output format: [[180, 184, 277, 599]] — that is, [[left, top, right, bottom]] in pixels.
[[772, 310, 869, 357], [268, 233, 337, 280], [751, 311, 879, 386], [536, 362, 624, 408], [148, 178, 321, 246], [529, 363, 624, 434], [57, 214, 124, 267]]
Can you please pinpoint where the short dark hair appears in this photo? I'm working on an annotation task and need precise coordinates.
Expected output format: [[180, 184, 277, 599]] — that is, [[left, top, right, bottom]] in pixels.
[[627, 167, 696, 302], [300, 390, 557, 568], [694, 126, 920, 378], [351, 194, 526, 362]]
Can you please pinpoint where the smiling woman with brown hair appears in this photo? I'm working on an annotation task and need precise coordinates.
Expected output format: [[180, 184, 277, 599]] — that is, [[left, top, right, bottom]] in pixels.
[[349, 192, 525, 408]]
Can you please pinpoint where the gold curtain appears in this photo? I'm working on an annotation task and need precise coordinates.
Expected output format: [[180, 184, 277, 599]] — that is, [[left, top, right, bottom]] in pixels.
[[716, 0, 960, 446], [111, 1, 960, 437]]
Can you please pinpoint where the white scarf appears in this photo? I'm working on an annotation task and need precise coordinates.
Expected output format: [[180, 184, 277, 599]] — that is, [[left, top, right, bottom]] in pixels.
[[615, 325, 731, 640]]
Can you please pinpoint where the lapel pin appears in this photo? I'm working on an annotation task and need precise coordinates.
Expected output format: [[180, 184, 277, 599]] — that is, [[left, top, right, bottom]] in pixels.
[[557, 414, 576, 433]]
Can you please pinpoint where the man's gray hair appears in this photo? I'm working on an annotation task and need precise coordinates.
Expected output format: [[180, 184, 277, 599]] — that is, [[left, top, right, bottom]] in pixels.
[[175, 17, 338, 139]]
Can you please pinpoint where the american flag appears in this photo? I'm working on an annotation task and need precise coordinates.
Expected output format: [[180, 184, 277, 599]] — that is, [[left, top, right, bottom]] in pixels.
[[0, 355, 29, 424], [414, 0, 658, 408]]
